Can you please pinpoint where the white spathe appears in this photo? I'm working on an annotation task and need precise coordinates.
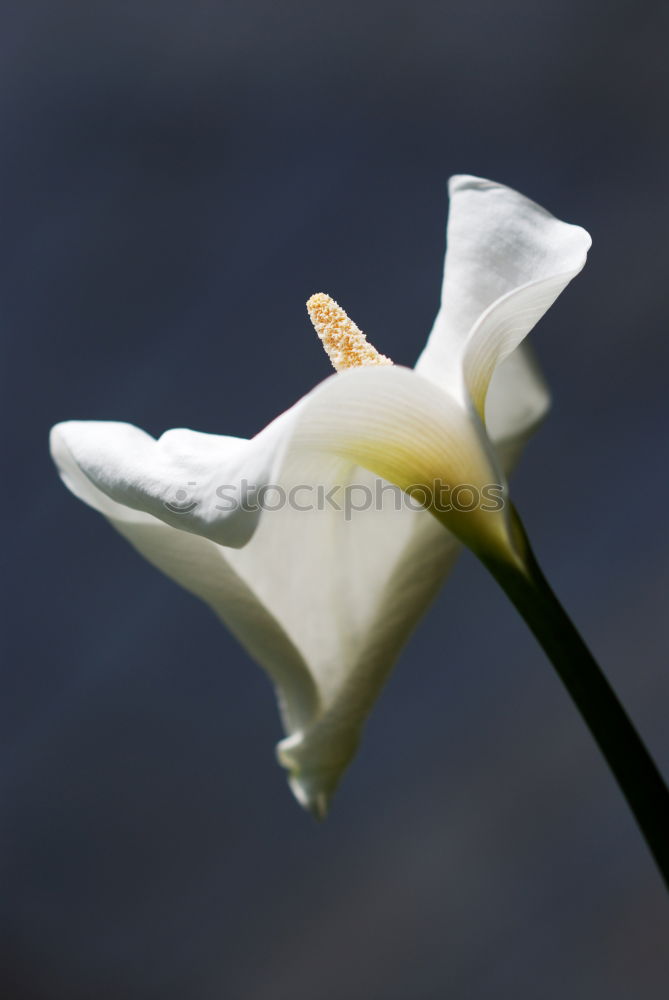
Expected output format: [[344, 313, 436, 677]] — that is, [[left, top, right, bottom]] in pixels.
[[50, 176, 591, 816]]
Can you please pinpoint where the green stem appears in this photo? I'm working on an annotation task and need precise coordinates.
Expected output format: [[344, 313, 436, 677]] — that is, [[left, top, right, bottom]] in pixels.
[[481, 507, 669, 889]]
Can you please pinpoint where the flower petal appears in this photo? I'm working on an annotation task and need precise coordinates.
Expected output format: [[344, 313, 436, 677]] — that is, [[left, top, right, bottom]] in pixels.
[[415, 174, 591, 416], [50, 415, 297, 548], [485, 343, 550, 473]]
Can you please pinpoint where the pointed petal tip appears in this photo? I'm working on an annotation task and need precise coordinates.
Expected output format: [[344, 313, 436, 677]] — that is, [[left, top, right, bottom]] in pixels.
[[288, 775, 331, 821]]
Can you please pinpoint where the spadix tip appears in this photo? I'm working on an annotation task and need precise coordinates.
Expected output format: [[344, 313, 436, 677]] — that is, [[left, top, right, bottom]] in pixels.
[[307, 292, 393, 372]]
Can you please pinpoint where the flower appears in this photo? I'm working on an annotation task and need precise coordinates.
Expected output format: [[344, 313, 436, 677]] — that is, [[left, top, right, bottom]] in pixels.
[[50, 176, 591, 816]]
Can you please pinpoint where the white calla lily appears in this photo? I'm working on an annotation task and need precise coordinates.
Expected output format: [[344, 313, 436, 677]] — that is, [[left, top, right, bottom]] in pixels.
[[50, 176, 590, 816]]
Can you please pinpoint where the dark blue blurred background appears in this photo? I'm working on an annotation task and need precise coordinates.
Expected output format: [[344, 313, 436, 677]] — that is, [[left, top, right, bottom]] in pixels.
[[2, 2, 669, 997]]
